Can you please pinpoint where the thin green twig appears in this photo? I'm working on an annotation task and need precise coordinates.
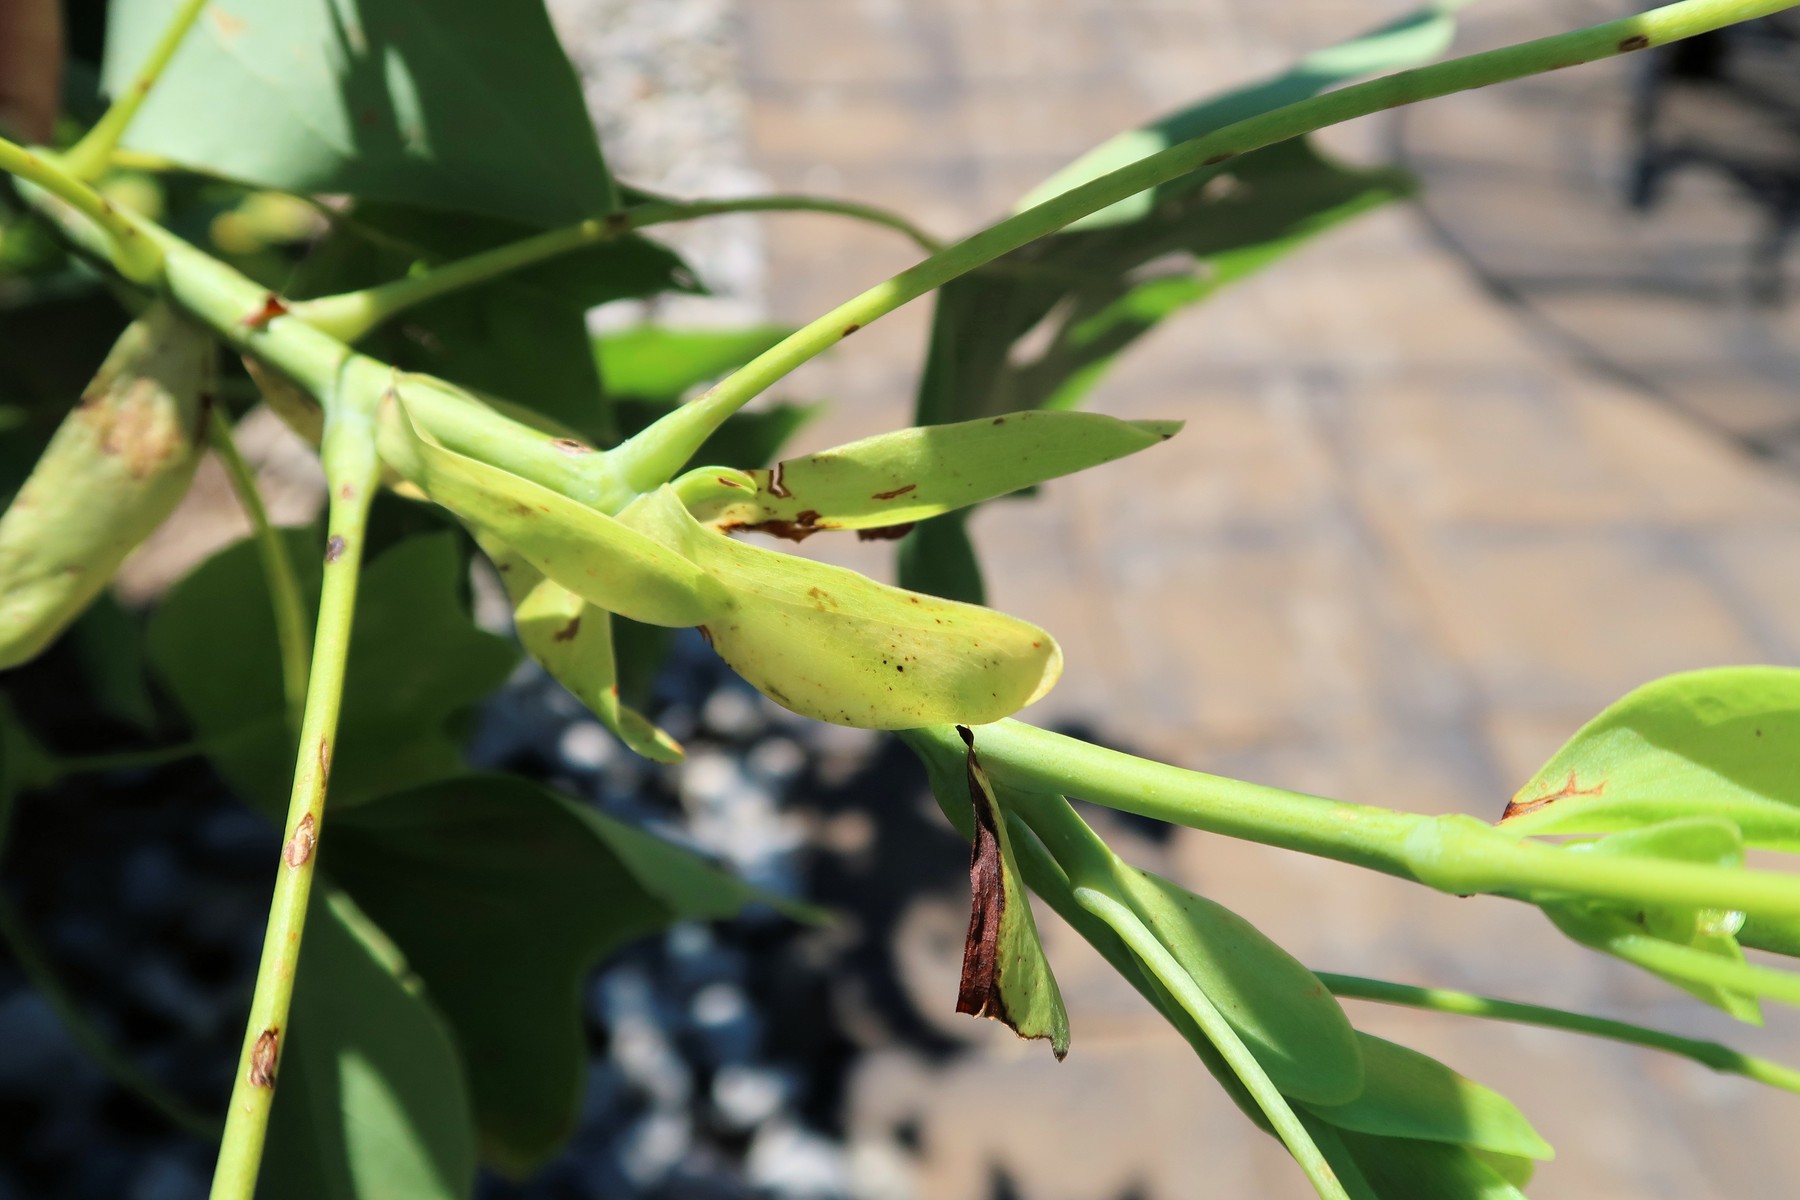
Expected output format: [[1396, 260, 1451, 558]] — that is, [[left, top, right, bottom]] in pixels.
[[1076, 887, 1351, 1200], [208, 407, 310, 731], [289, 191, 944, 341], [1320, 973, 1800, 1095], [0, 895, 221, 1139], [208, 396, 381, 1200], [63, 0, 210, 180], [0, 141, 162, 281]]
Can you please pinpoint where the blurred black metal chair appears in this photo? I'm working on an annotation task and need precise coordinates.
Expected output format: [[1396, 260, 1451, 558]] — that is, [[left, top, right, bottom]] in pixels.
[[1625, 12, 1800, 304]]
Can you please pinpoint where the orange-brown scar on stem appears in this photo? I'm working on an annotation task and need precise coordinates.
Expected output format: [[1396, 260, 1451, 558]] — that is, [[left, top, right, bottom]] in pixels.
[[1618, 33, 1650, 51], [283, 813, 317, 868], [240, 294, 289, 329], [1501, 770, 1605, 821], [317, 738, 333, 784], [249, 1028, 280, 1087]]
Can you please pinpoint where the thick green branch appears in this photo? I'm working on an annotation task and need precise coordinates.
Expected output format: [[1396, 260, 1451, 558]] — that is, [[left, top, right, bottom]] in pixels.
[[1319, 973, 1800, 1095], [63, 0, 210, 180], [909, 722, 1800, 920], [208, 397, 380, 1200]]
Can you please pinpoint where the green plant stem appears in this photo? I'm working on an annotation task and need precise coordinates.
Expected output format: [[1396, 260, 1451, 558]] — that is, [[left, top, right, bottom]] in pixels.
[[1318, 973, 1800, 1095], [289, 191, 944, 341], [1, 146, 162, 282], [1075, 885, 1350, 1200], [62, 0, 210, 180], [603, 0, 1799, 485], [0, 893, 221, 1139], [208, 404, 380, 1200], [208, 407, 310, 730], [907, 722, 1800, 920]]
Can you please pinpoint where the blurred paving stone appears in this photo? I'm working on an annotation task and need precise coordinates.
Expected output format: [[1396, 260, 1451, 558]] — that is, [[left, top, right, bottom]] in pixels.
[[738, 1, 1800, 1197]]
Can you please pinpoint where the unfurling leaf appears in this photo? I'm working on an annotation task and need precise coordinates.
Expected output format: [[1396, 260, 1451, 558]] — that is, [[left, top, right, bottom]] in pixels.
[[1540, 817, 1761, 1022], [619, 487, 1061, 728], [476, 532, 683, 763], [0, 303, 213, 669], [955, 727, 1070, 1059], [1301, 1033, 1553, 1160], [682, 411, 1180, 539], [379, 395, 727, 628], [1501, 667, 1800, 850], [1113, 868, 1364, 1106]]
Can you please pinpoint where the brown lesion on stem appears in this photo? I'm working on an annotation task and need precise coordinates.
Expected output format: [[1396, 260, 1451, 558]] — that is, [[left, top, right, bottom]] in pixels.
[[551, 438, 593, 456], [1618, 33, 1651, 51], [240, 294, 290, 330], [324, 534, 347, 563], [248, 1028, 280, 1088], [283, 813, 317, 868], [317, 737, 333, 785], [1501, 769, 1605, 822]]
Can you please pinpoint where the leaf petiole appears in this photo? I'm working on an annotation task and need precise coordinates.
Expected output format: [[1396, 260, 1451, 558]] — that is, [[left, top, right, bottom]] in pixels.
[[62, 0, 211, 180]]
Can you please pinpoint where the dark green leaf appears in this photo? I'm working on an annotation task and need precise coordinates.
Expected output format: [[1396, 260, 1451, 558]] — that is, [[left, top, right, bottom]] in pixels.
[[146, 530, 517, 817], [897, 511, 985, 605], [290, 206, 699, 438], [262, 888, 476, 1200], [1503, 667, 1800, 850], [1301, 1032, 1553, 1159], [102, 0, 617, 226], [324, 773, 786, 1172]]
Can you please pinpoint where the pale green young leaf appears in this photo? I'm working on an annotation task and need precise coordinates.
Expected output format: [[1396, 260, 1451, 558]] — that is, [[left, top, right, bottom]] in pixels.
[[1117, 869, 1364, 1105], [954, 730, 1071, 1058], [477, 533, 683, 763], [1541, 817, 1761, 1022], [619, 487, 1061, 729], [102, 0, 616, 225], [1502, 667, 1800, 850], [597, 325, 797, 405], [1301, 1033, 1553, 1160], [262, 889, 475, 1200], [380, 397, 727, 628], [682, 411, 1180, 537]]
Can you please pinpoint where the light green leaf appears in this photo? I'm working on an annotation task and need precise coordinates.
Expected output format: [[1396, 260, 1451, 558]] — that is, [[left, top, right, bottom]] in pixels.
[[1541, 817, 1761, 1023], [147, 531, 517, 817], [381, 397, 728, 628], [1502, 667, 1800, 850], [1302, 1033, 1554, 1160], [954, 730, 1070, 1058], [683, 411, 1179, 537], [476, 533, 683, 763], [102, 0, 617, 226], [324, 773, 785, 1173], [597, 325, 797, 405], [263, 888, 475, 1200], [1117, 869, 1363, 1105], [619, 488, 1061, 728]]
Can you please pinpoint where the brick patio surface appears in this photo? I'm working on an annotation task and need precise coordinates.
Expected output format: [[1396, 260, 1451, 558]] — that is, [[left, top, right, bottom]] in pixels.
[[731, 2, 1800, 1197]]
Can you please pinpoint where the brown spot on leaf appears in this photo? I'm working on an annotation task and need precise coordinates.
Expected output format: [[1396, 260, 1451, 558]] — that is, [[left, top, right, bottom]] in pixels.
[[249, 1028, 279, 1087], [740, 509, 833, 542], [240, 293, 289, 329], [697, 625, 713, 647], [767, 462, 792, 499], [1618, 33, 1650, 51], [857, 523, 916, 542], [992, 417, 1005, 425], [551, 437, 592, 455], [552, 615, 582, 643], [324, 535, 346, 564], [1501, 769, 1605, 822], [872, 483, 918, 501], [284, 814, 316, 868], [1203, 152, 1235, 165], [718, 476, 747, 488], [604, 211, 632, 236]]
